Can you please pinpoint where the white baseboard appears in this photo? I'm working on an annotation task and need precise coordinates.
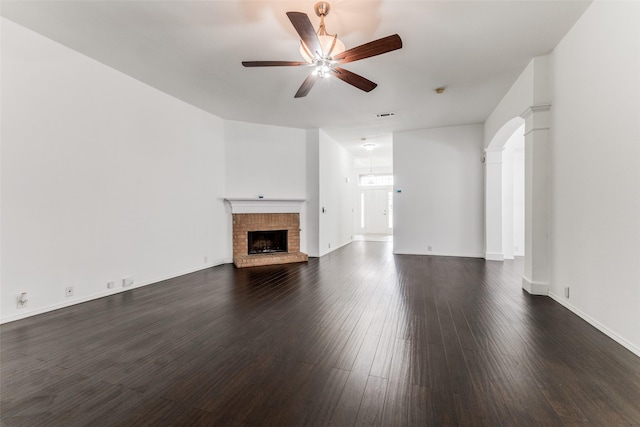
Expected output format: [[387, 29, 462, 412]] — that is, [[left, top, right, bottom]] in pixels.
[[522, 276, 549, 295], [393, 250, 485, 259], [318, 239, 353, 257], [548, 292, 640, 358], [485, 252, 504, 261], [1, 260, 230, 324]]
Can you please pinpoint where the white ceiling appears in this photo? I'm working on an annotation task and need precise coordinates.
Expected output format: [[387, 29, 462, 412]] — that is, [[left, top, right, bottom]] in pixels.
[[1, 0, 590, 163]]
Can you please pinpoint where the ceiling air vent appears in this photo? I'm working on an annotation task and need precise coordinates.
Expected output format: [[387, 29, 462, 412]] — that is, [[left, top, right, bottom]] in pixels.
[[375, 112, 395, 118]]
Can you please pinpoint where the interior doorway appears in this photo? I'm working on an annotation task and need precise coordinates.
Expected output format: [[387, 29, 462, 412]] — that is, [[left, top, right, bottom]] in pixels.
[[352, 135, 394, 242], [502, 124, 525, 259], [485, 118, 525, 278]]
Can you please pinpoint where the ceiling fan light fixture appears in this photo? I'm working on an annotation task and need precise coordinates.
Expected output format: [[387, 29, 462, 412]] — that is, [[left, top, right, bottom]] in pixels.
[[314, 62, 332, 78], [299, 34, 345, 63]]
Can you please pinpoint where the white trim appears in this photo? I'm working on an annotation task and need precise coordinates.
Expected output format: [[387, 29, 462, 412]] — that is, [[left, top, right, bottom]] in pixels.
[[520, 104, 551, 119], [224, 198, 305, 214], [485, 252, 505, 261], [522, 276, 549, 295], [548, 292, 640, 358], [0, 259, 230, 324], [521, 104, 551, 135], [318, 239, 353, 257], [392, 250, 485, 259]]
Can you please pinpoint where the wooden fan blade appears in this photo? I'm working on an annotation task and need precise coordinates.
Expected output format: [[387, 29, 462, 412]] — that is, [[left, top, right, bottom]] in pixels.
[[295, 73, 318, 98], [334, 34, 402, 64], [332, 67, 377, 92], [287, 12, 322, 58], [242, 61, 308, 67]]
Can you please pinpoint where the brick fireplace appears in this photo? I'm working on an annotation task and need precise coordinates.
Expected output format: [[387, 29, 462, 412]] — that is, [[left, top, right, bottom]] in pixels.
[[226, 199, 308, 268]]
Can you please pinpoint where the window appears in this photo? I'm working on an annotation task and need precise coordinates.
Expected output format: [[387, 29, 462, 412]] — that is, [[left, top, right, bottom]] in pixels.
[[359, 174, 394, 186]]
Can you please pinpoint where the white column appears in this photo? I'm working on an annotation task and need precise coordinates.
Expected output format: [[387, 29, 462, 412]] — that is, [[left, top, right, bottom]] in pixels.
[[485, 147, 505, 261], [522, 105, 551, 295]]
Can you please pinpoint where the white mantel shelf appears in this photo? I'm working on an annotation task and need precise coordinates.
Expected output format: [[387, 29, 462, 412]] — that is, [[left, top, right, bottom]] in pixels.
[[224, 198, 305, 214]]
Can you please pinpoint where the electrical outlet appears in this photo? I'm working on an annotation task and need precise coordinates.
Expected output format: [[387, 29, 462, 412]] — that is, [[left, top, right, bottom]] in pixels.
[[328, 243, 331, 248], [107, 281, 115, 289], [428, 245, 432, 251], [17, 292, 28, 308], [122, 277, 134, 287], [65, 286, 73, 297], [564, 287, 570, 298], [204, 256, 208, 264]]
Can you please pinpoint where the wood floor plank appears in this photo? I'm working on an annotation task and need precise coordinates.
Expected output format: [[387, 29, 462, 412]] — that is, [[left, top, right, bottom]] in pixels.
[[407, 314, 430, 387], [298, 367, 350, 426], [369, 293, 402, 379], [328, 369, 369, 426], [120, 398, 220, 427], [241, 361, 315, 425], [354, 375, 387, 426], [329, 333, 381, 425], [453, 380, 504, 426], [489, 377, 565, 425], [2, 243, 640, 426]]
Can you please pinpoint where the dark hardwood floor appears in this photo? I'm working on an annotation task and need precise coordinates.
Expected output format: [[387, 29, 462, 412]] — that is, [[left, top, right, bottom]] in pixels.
[[2, 242, 640, 426]]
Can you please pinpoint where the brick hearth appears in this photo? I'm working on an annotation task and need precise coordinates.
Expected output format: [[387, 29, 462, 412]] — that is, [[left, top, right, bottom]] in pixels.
[[232, 213, 308, 268]]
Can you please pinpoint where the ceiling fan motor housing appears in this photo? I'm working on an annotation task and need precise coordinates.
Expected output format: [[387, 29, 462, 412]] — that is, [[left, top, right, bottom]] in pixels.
[[314, 2, 331, 17]]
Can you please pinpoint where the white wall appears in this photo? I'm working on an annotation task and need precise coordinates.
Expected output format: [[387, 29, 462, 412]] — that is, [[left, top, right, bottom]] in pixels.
[[305, 130, 320, 257], [548, 1, 640, 353], [394, 124, 485, 257], [485, 62, 534, 148], [484, 147, 505, 260], [1, 19, 228, 322], [223, 120, 307, 199], [318, 130, 356, 256]]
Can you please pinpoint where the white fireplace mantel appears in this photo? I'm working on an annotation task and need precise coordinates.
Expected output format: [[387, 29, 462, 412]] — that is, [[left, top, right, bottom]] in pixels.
[[224, 198, 305, 214]]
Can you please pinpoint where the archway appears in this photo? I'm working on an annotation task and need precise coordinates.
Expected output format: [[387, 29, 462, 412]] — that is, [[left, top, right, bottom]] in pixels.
[[485, 117, 525, 261], [502, 123, 525, 259]]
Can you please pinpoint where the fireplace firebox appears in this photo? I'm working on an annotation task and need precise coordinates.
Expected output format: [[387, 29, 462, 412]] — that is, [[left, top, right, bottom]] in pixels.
[[248, 230, 288, 255]]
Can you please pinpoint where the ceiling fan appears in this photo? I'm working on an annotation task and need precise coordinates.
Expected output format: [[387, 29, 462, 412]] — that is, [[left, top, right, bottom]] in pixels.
[[242, 2, 403, 98]]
